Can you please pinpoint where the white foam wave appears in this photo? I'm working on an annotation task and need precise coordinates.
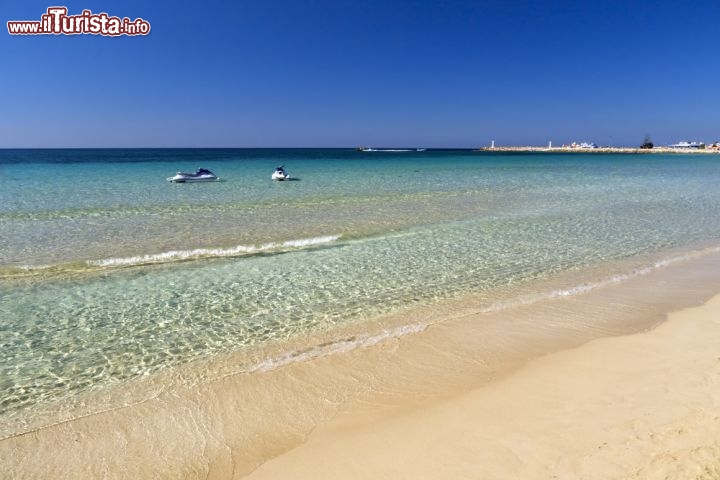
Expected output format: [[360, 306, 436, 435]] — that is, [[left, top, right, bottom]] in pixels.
[[481, 246, 720, 313], [87, 234, 342, 268], [14, 264, 54, 271], [248, 323, 427, 373]]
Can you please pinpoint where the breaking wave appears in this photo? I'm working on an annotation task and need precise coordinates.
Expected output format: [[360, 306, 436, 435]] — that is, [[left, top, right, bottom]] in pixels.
[[87, 234, 342, 267], [4, 235, 342, 277]]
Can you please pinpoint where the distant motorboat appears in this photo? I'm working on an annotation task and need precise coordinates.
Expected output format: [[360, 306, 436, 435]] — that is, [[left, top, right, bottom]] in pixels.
[[167, 168, 219, 183], [356, 148, 413, 152], [272, 165, 289, 181]]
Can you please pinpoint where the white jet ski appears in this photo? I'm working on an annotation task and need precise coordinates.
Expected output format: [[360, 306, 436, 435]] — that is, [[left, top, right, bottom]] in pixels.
[[167, 168, 219, 183], [271, 166, 289, 181]]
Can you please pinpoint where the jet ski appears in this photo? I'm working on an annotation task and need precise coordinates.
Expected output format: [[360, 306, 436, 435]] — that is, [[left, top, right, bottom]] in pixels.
[[271, 165, 289, 181], [167, 168, 219, 183]]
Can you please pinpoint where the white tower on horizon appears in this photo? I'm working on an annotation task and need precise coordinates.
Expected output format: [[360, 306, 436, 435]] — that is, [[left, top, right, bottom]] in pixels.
[[549, 141, 552, 149], [491, 140, 495, 149]]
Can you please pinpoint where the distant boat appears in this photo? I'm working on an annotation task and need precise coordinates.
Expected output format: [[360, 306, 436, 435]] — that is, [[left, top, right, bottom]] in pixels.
[[167, 168, 219, 183], [356, 148, 413, 152], [416, 148, 426, 151]]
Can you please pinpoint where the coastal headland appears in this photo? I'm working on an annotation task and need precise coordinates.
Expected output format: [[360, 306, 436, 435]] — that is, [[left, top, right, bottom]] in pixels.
[[476, 146, 720, 153]]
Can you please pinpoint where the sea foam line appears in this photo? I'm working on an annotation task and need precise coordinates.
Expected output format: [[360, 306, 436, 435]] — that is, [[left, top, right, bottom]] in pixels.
[[86, 234, 342, 268], [146, 244, 720, 376], [480, 246, 720, 313], [247, 323, 427, 374]]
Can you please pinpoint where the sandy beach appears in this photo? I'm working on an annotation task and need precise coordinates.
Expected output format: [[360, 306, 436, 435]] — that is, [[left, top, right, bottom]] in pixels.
[[4, 250, 720, 479], [4, 0, 720, 478], [246, 294, 720, 480]]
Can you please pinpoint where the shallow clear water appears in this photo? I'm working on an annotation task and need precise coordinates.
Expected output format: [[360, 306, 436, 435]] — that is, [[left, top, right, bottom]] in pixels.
[[2, 149, 720, 426]]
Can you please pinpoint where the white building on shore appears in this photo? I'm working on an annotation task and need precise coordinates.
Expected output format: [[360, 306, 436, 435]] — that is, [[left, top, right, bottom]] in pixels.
[[668, 141, 704, 149]]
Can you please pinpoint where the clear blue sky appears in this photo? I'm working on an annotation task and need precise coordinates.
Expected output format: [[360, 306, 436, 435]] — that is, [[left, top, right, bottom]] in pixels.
[[2, 0, 719, 148]]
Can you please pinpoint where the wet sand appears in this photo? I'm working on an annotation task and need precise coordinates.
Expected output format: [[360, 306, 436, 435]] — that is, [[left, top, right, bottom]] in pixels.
[[247, 294, 720, 480], [3, 251, 720, 479]]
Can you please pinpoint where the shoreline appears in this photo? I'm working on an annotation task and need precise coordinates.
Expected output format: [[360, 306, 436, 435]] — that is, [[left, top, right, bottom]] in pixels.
[[4, 247, 720, 478], [247, 292, 720, 480]]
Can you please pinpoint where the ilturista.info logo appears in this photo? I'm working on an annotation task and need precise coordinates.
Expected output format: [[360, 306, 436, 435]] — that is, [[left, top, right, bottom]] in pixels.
[[7, 7, 150, 36]]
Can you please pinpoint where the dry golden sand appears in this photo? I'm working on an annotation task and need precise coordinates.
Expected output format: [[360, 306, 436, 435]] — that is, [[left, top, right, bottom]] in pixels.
[[246, 295, 720, 480]]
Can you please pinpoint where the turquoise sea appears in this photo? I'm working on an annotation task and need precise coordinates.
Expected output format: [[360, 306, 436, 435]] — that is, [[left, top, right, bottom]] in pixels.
[[3, 148, 720, 435]]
